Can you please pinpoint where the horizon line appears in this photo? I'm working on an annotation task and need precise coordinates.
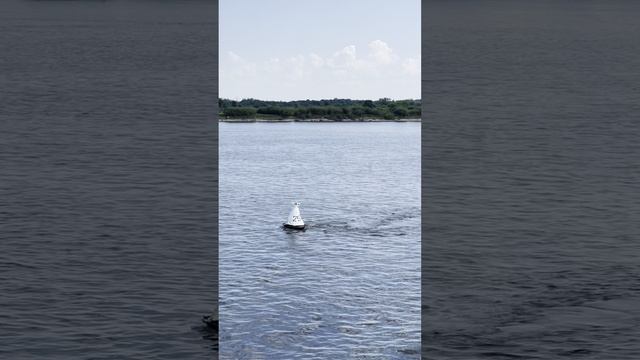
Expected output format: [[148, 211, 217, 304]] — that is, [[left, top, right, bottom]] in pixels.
[[219, 97, 422, 101]]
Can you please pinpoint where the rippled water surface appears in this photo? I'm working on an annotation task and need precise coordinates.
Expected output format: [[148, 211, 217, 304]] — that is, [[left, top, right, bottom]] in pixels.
[[219, 122, 421, 359], [1, 1, 217, 358], [423, 1, 640, 359]]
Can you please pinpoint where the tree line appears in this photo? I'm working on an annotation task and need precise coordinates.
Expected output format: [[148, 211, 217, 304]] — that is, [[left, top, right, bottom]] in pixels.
[[219, 98, 421, 120]]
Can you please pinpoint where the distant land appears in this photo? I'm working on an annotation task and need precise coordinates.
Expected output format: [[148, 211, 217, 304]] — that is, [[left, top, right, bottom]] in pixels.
[[218, 98, 421, 122]]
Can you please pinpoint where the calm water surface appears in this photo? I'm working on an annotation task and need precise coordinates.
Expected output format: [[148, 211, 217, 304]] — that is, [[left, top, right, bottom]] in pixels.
[[219, 122, 421, 359], [423, 1, 640, 359], [1, 1, 217, 358]]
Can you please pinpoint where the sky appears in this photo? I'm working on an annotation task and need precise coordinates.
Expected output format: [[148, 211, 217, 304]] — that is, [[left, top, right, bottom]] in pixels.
[[219, 0, 420, 101]]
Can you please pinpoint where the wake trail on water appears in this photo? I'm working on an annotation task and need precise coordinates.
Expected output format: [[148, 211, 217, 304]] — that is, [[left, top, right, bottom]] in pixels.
[[301, 206, 420, 237]]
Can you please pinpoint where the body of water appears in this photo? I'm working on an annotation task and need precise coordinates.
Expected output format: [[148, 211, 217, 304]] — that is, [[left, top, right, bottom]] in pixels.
[[423, 1, 640, 359], [219, 122, 421, 359], [1, 1, 217, 358]]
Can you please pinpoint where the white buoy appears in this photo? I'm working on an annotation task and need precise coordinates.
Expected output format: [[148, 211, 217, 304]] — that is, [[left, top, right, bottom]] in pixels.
[[283, 202, 305, 230]]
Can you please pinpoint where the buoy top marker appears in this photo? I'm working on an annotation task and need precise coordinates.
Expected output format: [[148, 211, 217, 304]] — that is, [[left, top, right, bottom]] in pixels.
[[284, 202, 305, 229]]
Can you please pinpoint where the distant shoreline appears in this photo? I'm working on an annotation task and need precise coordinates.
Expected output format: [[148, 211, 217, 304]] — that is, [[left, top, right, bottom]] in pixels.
[[218, 98, 421, 122], [219, 118, 421, 123]]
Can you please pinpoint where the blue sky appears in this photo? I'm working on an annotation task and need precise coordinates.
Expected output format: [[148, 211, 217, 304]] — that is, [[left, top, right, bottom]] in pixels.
[[220, 0, 420, 100]]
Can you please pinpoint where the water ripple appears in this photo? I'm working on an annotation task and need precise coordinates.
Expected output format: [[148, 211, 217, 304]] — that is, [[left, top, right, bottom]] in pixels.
[[220, 123, 421, 359]]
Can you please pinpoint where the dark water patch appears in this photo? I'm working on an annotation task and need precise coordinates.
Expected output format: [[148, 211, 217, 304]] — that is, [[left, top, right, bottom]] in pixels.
[[1, 0, 217, 358], [479, 352, 533, 359], [558, 349, 593, 356], [0, 262, 38, 270], [424, 1, 640, 358]]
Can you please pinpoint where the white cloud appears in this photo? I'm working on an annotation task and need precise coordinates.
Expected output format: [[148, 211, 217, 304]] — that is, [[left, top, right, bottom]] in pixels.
[[220, 41, 420, 100], [285, 55, 306, 80], [224, 51, 256, 78], [227, 50, 241, 62], [309, 53, 324, 67], [368, 40, 395, 65], [402, 57, 420, 76], [327, 45, 361, 70], [264, 57, 281, 73]]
